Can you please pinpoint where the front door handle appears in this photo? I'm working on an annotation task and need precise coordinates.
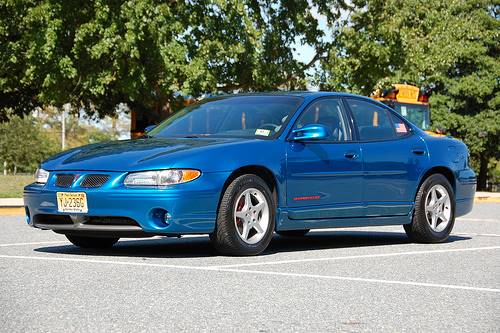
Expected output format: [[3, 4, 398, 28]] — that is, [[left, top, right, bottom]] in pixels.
[[344, 152, 358, 159], [411, 149, 426, 155]]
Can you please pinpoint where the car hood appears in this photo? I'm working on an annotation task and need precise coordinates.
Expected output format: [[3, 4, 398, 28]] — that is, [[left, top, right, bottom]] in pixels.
[[42, 137, 247, 172]]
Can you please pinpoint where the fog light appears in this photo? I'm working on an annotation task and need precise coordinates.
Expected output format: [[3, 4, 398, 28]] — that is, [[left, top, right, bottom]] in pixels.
[[164, 212, 172, 224], [151, 208, 171, 226]]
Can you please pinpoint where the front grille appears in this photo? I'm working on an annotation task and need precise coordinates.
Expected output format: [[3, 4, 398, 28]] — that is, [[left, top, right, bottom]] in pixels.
[[81, 174, 109, 188], [55, 174, 75, 187]]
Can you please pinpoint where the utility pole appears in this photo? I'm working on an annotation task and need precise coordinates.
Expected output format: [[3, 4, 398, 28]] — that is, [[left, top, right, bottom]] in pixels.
[[62, 103, 71, 150]]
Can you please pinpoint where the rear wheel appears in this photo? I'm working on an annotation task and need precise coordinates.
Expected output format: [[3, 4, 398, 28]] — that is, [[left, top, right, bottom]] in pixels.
[[210, 174, 275, 256], [276, 229, 310, 237], [404, 174, 455, 243], [66, 235, 119, 249]]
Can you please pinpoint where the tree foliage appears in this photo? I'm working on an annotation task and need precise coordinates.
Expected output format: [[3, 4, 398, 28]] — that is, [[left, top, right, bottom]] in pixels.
[[319, 0, 499, 189], [0, 0, 322, 122], [0, 113, 58, 173], [1, 0, 498, 187]]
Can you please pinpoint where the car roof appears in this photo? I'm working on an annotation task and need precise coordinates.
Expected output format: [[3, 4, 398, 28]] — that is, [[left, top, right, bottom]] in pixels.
[[203, 91, 369, 102]]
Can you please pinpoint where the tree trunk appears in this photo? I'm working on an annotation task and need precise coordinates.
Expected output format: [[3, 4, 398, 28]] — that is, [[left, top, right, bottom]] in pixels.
[[477, 154, 488, 191], [112, 115, 117, 138]]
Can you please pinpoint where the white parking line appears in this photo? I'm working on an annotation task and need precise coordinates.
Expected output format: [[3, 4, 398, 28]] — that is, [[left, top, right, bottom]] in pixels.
[[457, 218, 498, 222], [218, 268, 500, 293], [212, 246, 500, 269], [454, 233, 500, 238], [0, 254, 216, 271], [0, 241, 69, 247], [0, 254, 498, 294]]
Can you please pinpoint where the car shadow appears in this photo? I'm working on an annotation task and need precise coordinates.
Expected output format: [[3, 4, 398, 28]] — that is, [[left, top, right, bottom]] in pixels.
[[33, 230, 471, 259]]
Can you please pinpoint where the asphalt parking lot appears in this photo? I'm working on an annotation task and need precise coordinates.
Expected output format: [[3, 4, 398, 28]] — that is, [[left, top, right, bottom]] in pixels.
[[1, 204, 499, 332]]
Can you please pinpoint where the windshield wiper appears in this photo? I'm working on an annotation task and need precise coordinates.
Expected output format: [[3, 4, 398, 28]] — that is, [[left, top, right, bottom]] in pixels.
[[183, 135, 200, 138]]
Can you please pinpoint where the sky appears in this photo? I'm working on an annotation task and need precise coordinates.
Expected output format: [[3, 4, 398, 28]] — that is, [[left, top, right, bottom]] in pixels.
[[291, 5, 333, 91]]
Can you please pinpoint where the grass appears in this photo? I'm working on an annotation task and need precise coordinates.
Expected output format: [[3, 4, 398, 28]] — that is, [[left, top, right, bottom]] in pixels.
[[0, 175, 33, 198]]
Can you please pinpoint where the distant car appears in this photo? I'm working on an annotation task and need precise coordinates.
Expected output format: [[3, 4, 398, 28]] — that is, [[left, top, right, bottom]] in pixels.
[[24, 92, 476, 255]]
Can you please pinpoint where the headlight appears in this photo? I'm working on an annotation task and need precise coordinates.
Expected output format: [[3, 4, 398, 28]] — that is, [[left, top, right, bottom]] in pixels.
[[124, 169, 201, 187], [35, 168, 49, 184]]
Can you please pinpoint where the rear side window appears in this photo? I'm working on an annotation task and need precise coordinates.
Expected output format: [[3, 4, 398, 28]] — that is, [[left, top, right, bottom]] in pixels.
[[347, 99, 396, 141]]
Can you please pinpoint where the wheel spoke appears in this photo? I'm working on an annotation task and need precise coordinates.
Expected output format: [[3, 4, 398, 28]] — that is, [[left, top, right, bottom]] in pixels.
[[241, 222, 250, 240], [437, 193, 448, 205], [254, 201, 265, 215], [253, 220, 264, 233], [244, 192, 252, 210], [431, 189, 437, 205], [235, 211, 247, 220], [438, 211, 447, 223], [431, 213, 438, 229]]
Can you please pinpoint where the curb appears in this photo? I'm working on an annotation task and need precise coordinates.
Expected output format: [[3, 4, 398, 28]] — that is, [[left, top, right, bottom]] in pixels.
[[0, 198, 24, 207], [0, 198, 24, 215], [0, 207, 25, 215]]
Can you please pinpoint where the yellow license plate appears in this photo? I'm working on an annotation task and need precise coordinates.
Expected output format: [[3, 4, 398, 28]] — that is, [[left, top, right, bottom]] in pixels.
[[56, 192, 88, 213]]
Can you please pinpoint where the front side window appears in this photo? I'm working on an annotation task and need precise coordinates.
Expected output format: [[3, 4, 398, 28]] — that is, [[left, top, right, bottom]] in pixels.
[[150, 96, 303, 139], [347, 99, 397, 141], [294, 98, 350, 141]]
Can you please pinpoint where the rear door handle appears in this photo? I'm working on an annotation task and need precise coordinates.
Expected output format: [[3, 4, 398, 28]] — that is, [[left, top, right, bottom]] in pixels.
[[411, 149, 426, 155], [344, 152, 358, 159]]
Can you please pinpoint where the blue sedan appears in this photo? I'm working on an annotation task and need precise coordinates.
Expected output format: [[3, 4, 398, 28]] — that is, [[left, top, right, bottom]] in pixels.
[[24, 92, 476, 255]]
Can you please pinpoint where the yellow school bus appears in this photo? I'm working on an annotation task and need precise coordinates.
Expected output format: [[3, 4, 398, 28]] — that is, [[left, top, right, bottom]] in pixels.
[[371, 84, 431, 131]]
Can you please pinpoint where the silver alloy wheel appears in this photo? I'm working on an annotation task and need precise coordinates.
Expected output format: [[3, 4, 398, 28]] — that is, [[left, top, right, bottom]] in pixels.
[[424, 184, 452, 232], [233, 188, 270, 244]]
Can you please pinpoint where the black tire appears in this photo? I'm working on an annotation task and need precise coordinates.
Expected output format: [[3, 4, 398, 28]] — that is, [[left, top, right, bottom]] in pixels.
[[276, 229, 310, 237], [404, 174, 455, 243], [66, 235, 119, 249], [210, 174, 275, 256]]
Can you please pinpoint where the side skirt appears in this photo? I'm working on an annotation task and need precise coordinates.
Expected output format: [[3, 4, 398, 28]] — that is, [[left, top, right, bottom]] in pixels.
[[276, 209, 412, 231]]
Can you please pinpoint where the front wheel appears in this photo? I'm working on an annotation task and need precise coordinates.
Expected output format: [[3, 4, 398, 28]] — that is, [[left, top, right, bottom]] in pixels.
[[404, 174, 455, 243], [66, 235, 119, 249], [210, 174, 275, 256]]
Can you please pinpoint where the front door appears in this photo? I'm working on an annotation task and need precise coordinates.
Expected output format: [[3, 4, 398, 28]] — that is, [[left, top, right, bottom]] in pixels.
[[286, 98, 364, 221]]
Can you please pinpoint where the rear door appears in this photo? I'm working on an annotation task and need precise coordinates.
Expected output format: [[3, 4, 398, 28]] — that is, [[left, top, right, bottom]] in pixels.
[[286, 98, 364, 221], [345, 98, 427, 216]]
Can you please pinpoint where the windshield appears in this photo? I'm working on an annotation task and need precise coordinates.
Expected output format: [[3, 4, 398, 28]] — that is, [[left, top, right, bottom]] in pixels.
[[391, 102, 430, 130], [149, 95, 303, 139]]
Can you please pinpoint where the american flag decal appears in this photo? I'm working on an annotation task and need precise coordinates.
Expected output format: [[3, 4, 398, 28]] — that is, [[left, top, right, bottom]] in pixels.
[[395, 123, 407, 133]]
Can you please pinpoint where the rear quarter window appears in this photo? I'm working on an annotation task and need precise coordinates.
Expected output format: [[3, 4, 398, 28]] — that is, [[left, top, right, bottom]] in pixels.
[[389, 112, 411, 137]]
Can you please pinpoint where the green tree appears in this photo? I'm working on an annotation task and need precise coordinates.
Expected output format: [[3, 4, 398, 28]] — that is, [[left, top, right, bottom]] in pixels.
[[0, 0, 323, 124], [319, 0, 499, 189], [0, 113, 58, 173]]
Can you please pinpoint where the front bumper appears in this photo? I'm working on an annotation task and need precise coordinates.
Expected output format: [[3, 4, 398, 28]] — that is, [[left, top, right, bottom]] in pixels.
[[24, 171, 229, 236]]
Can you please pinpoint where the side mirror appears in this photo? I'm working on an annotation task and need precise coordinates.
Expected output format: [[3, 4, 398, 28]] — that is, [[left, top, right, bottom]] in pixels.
[[291, 124, 329, 141], [144, 125, 156, 133]]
